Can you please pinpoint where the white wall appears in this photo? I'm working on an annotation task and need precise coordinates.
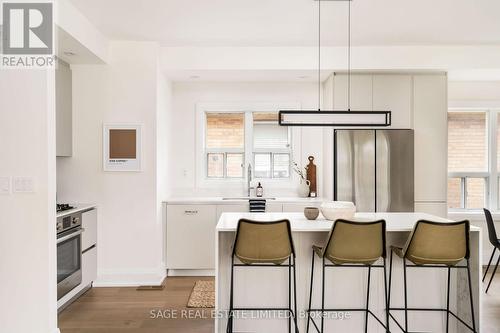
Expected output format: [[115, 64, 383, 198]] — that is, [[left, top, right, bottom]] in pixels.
[[55, 0, 109, 63], [0, 71, 58, 333], [157, 71, 172, 266], [449, 81, 500, 108], [169, 81, 324, 197], [57, 41, 171, 286]]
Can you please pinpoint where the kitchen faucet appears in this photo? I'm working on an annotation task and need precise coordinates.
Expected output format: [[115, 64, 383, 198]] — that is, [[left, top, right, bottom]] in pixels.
[[247, 164, 254, 197]]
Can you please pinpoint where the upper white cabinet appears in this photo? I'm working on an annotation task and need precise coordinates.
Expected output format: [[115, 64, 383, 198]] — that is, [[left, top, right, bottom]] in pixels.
[[413, 75, 448, 202], [333, 73, 413, 129], [373, 75, 412, 129], [333, 74, 373, 111], [324, 72, 447, 206], [56, 59, 72, 157]]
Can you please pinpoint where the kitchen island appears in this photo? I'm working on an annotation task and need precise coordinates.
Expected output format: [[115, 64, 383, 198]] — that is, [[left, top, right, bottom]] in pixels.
[[215, 212, 481, 333]]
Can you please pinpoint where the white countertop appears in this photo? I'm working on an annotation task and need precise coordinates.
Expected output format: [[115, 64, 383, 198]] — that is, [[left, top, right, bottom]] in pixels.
[[56, 204, 96, 218], [164, 197, 324, 205], [216, 212, 481, 232]]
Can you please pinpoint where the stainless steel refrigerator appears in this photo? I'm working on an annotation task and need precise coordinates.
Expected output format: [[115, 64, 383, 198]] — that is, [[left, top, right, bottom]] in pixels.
[[334, 129, 414, 212]]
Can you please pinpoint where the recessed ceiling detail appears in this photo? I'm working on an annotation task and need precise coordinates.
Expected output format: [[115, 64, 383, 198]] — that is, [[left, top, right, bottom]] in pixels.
[[68, 0, 500, 47]]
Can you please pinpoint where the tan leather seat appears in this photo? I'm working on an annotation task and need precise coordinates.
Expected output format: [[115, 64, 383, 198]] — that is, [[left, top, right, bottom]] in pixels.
[[228, 219, 299, 333], [234, 219, 294, 265], [314, 219, 386, 265], [391, 220, 469, 266]]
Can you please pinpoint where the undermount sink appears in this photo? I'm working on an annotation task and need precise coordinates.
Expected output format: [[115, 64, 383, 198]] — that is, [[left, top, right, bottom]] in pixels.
[[222, 197, 276, 200]]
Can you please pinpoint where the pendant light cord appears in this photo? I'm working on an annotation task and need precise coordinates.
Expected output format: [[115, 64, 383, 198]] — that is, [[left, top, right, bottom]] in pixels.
[[317, 0, 321, 111], [347, 0, 351, 111]]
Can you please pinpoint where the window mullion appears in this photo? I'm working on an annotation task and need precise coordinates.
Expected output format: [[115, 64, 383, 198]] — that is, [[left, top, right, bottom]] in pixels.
[[489, 110, 498, 209], [244, 112, 253, 179], [462, 177, 466, 209]]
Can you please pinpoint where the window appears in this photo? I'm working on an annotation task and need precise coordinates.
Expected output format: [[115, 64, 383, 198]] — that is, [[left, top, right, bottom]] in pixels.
[[204, 111, 291, 180], [252, 112, 291, 179], [447, 111, 490, 210], [206, 113, 244, 178]]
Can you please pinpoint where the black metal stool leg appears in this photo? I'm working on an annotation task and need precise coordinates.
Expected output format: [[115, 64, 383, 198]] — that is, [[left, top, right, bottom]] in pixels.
[[321, 257, 325, 333], [483, 247, 496, 282], [227, 257, 234, 333], [306, 250, 315, 333], [293, 256, 299, 333], [383, 258, 389, 333], [388, 251, 393, 331], [486, 254, 500, 293], [446, 266, 450, 333], [288, 257, 291, 333], [365, 266, 371, 333], [403, 258, 408, 333], [467, 259, 477, 332]]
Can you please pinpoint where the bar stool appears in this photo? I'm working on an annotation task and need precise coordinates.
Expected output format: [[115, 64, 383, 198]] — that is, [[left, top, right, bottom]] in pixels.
[[388, 220, 476, 333], [306, 219, 389, 333], [483, 208, 500, 293], [226, 219, 299, 333]]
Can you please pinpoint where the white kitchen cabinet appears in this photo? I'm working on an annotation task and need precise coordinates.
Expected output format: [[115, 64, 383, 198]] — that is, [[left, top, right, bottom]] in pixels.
[[415, 202, 447, 218], [216, 202, 283, 221], [373, 75, 413, 129], [166, 205, 217, 269], [82, 208, 97, 251], [82, 246, 97, 287], [216, 204, 248, 221], [56, 59, 72, 157], [333, 74, 373, 111], [413, 75, 448, 202], [282, 202, 321, 212], [266, 202, 283, 212]]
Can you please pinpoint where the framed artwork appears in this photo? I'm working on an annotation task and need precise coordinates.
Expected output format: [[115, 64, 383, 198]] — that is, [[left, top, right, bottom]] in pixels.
[[103, 124, 142, 171]]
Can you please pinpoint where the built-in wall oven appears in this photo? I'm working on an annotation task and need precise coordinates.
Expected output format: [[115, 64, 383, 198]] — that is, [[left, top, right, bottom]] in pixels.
[[57, 212, 83, 300]]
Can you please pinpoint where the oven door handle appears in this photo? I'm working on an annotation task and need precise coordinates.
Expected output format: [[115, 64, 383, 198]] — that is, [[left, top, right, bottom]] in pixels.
[[57, 228, 85, 244]]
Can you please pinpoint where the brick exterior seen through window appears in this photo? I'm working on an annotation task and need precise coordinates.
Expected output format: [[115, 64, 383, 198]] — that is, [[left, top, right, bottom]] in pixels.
[[447, 112, 487, 208]]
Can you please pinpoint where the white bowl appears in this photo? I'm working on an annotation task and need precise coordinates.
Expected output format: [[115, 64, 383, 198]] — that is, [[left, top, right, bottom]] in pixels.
[[320, 201, 356, 221]]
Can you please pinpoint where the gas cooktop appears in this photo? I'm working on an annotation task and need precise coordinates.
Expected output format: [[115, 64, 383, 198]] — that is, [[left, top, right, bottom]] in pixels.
[[57, 204, 74, 213]]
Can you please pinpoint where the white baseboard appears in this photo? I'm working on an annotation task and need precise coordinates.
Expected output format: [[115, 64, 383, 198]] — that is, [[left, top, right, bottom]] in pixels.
[[52, 329, 61, 333], [167, 269, 215, 277]]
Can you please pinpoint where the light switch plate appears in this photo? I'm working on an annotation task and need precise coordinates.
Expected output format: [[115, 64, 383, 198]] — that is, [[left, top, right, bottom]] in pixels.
[[13, 177, 35, 193], [0, 177, 10, 195]]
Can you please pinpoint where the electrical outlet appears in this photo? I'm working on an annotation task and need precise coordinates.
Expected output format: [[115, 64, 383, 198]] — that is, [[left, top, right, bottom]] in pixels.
[[0, 177, 10, 195], [13, 177, 35, 193]]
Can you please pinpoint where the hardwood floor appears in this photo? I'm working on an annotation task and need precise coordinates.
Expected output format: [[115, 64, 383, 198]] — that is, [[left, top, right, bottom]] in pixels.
[[58, 277, 214, 333], [482, 268, 500, 333], [59, 274, 500, 333]]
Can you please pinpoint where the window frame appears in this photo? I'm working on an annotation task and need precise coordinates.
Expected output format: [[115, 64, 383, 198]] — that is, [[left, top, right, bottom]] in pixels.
[[195, 102, 301, 189], [447, 108, 495, 211]]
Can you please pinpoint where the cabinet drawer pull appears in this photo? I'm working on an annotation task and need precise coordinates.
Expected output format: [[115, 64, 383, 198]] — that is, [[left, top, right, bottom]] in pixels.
[[184, 210, 198, 214]]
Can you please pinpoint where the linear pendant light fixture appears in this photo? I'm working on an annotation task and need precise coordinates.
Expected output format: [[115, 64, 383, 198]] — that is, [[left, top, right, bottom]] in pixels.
[[279, 0, 391, 127]]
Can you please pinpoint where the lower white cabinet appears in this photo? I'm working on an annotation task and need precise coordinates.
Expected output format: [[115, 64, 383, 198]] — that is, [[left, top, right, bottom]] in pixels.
[[415, 202, 447, 218], [82, 209, 97, 251], [282, 202, 321, 212], [216, 204, 248, 221], [166, 205, 217, 269], [166, 201, 321, 271], [82, 245, 97, 287], [266, 202, 283, 212]]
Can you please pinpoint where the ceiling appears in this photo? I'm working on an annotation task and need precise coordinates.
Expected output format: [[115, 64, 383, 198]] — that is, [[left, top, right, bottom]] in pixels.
[[69, 0, 500, 47], [57, 27, 104, 64]]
